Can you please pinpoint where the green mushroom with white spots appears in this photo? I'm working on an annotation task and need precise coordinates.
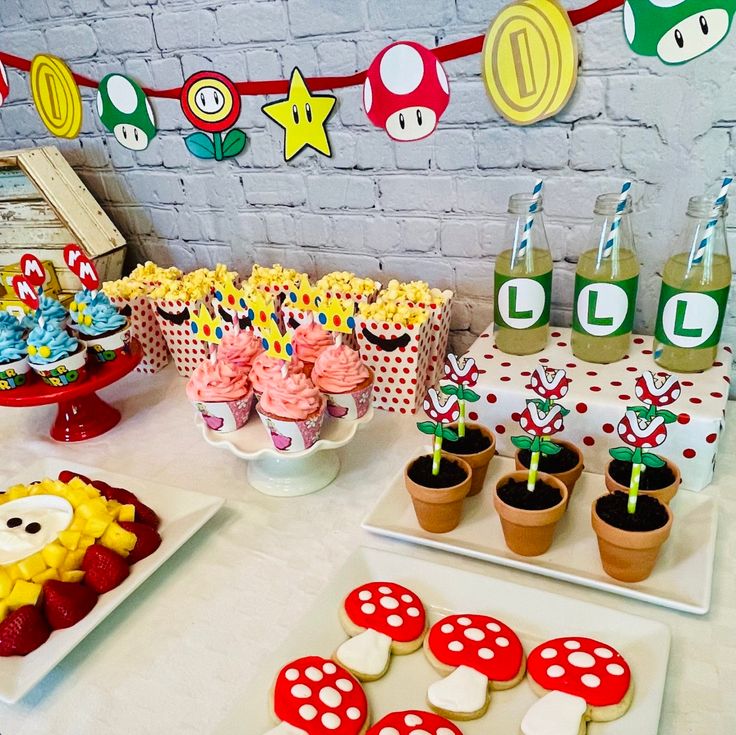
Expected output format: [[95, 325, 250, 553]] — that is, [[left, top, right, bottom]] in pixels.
[[96, 74, 157, 150], [624, 0, 736, 64]]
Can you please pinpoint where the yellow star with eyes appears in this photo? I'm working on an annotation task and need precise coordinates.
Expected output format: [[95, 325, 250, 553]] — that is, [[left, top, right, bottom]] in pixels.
[[262, 67, 336, 161]]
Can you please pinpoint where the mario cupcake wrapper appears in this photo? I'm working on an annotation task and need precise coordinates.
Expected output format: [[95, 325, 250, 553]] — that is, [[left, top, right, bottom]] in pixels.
[[30, 346, 88, 388], [108, 295, 169, 374], [0, 356, 31, 391], [321, 373, 374, 420], [79, 322, 132, 364], [256, 400, 326, 453], [193, 392, 255, 433]]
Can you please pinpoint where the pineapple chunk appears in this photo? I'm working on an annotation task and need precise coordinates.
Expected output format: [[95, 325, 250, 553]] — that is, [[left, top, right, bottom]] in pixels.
[[6, 564, 22, 582], [32, 568, 59, 584], [69, 516, 86, 532], [60, 570, 85, 583], [17, 552, 47, 581], [117, 504, 136, 523], [101, 523, 136, 557], [0, 568, 12, 598], [6, 580, 42, 610], [42, 543, 68, 569], [58, 530, 81, 550], [0, 600, 8, 622], [77, 498, 108, 520], [61, 549, 85, 572], [84, 515, 111, 539], [78, 535, 95, 550]]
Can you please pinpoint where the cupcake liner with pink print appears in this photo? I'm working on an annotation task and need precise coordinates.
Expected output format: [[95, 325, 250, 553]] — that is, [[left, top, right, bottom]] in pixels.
[[321, 371, 374, 420], [108, 295, 169, 374], [193, 392, 255, 433], [256, 399, 326, 453]]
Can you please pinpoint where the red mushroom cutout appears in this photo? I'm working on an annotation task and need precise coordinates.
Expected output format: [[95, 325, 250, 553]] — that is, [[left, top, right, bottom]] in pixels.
[[363, 42, 450, 142], [0, 61, 9, 108], [523, 637, 633, 735], [335, 582, 427, 681], [424, 614, 525, 720], [367, 710, 462, 735], [266, 655, 368, 735]]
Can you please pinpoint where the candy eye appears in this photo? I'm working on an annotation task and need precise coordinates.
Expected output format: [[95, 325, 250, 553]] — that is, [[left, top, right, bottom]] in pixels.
[[27, 345, 37, 356], [39, 346, 51, 358], [70, 302, 78, 312]]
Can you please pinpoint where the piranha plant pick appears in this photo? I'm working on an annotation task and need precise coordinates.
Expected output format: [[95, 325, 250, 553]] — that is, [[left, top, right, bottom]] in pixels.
[[417, 388, 460, 475], [441, 354, 480, 438]]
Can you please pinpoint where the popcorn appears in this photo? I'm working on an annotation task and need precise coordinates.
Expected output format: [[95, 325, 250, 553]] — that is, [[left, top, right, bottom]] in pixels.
[[316, 271, 378, 296], [128, 261, 182, 284], [148, 264, 238, 301], [247, 264, 303, 288], [102, 278, 150, 299], [358, 300, 428, 326], [379, 279, 446, 305]]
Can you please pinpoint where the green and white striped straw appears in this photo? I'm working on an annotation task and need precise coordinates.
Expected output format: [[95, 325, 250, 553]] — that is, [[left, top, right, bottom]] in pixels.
[[690, 176, 732, 266], [516, 179, 544, 263], [600, 181, 632, 262]]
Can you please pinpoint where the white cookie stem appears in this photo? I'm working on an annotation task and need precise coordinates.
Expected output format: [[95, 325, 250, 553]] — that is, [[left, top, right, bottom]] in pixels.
[[336, 628, 392, 677], [427, 665, 489, 715], [262, 722, 308, 735], [521, 691, 588, 735]]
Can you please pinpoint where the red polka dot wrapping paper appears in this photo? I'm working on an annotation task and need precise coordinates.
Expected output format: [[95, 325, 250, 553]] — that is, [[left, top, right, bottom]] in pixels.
[[108, 295, 169, 374], [464, 325, 732, 492], [355, 316, 432, 414]]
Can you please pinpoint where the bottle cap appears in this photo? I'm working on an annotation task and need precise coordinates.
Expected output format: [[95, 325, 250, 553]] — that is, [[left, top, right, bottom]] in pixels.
[[594, 192, 633, 216], [508, 193, 544, 214]]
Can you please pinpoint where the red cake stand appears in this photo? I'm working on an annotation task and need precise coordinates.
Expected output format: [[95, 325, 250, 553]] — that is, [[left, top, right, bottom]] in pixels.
[[0, 339, 143, 442]]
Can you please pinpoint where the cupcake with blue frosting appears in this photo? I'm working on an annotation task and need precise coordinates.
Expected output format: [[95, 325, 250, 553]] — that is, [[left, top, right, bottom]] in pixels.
[[0, 311, 24, 337], [70, 291, 130, 363], [0, 321, 30, 391], [20, 291, 68, 332], [27, 319, 87, 387]]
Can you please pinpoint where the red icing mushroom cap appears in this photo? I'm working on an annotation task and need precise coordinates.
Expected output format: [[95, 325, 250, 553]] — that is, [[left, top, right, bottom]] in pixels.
[[426, 614, 524, 682], [527, 637, 631, 708], [273, 656, 368, 735], [343, 582, 426, 643], [367, 710, 462, 735]]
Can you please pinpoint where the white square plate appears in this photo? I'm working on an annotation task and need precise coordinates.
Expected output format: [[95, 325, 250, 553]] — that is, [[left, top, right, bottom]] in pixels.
[[0, 458, 224, 704], [362, 456, 718, 615], [217, 547, 670, 734]]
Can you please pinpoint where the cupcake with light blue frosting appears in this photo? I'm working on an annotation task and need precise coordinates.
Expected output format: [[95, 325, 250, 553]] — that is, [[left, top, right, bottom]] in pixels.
[[0, 311, 24, 337], [0, 324, 30, 391], [20, 291, 68, 332], [27, 319, 87, 387], [70, 291, 130, 363]]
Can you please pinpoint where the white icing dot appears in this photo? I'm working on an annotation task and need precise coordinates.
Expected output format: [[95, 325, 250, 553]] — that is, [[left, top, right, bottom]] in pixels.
[[323, 662, 337, 674], [321, 712, 342, 729], [607, 663, 625, 676], [404, 714, 423, 726], [335, 678, 353, 692], [464, 627, 485, 642], [547, 665, 565, 678], [291, 684, 311, 698], [379, 728, 400, 735], [564, 640, 581, 650], [457, 617, 472, 626], [440, 623, 454, 634], [299, 704, 317, 721], [305, 667, 323, 682], [361, 603, 376, 614], [407, 607, 420, 617], [378, 586, 392, 594], [437, 730, 456, 735], [478, 647, 495, 659], [448, 641, 464, 652], [595, 647, 614, 659], [401, 594, 413, 603], [346, 707, 361, 721], [486, 622, 501, 632], [582, 674, 601, 688], [319, 686, 342, 708], [284, 668, 299, 681], [568, 652, 596, 668], [358, 590, 372, 601], [541, 647, 557, 659], [387, 614, 403, 627], [380, 596, 399, 610], [496, 636, 510, 647]]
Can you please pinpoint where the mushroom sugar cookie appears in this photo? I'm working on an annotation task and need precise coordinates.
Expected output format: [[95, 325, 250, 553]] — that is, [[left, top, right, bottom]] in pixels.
[[366, 710, 462, 735]]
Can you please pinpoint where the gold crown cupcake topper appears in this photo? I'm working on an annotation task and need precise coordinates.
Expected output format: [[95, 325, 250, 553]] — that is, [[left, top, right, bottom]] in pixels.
[[287, 275, 324, 312], [316, 297, 356, 334], [260, 321, 293, 362], [247, 289, 279, 332], [213, 276, 247, 313], [190, 303, 224, 345]]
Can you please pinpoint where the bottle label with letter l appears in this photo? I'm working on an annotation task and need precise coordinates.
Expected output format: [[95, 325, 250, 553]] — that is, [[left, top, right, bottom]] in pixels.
[[572, 274, 639, 338], [494, 270, 552, 330]]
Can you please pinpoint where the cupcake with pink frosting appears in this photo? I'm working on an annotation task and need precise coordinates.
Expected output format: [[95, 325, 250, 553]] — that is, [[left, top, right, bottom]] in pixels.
[[217, 329, 264, 374], [186, 359, 254, 433], [291, 320, 333, 374], [249, 352, 306, 397], [311, 344, 374, 420], [256, 371, 327, 452]]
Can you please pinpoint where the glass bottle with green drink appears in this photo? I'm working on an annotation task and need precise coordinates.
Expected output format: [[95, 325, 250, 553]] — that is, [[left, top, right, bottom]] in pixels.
[[494, 183, 553, 355], [653, 180, 732, 372], [572, 185, 640, 363]]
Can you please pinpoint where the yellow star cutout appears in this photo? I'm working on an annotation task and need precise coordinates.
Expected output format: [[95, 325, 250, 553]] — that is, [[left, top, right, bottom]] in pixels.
[[262, 67, 336, 161]]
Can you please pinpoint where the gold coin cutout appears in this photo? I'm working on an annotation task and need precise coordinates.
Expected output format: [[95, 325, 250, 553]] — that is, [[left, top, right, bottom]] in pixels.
[[482, 0, 578, 125], [30, 55, 83, 139]]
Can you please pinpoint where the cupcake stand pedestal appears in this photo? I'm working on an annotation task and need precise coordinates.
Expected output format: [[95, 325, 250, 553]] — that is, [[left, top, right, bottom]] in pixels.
[[200, 409, 374, 497], [0, 339, 142, 442]]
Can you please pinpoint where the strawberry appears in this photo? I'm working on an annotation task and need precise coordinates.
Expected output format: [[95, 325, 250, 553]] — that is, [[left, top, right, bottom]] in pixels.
[[118, 521, 162, 564], [58, 470, 91, 484], [42, 581, 98, 630], [0, 605, 51, 656], [82, 545, 130, 594]]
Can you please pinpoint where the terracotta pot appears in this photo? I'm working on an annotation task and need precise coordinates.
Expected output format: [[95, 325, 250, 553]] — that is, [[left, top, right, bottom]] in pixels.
[[604, 458, 681, 505], [442, 422, 496, 497], [514, 438, 584, 500], [404, 455, 472, 534], [492, 471, 569, 557], [591, 496, 673, 583]]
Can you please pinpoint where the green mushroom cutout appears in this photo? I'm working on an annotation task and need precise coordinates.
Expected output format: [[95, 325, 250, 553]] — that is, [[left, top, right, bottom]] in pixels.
[[96, 74, 157, 150], [624, 0, 736, 64]]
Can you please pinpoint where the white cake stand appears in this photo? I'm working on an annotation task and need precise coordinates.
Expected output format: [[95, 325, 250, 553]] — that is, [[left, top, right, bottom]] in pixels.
[[200, 409, 373, 497]]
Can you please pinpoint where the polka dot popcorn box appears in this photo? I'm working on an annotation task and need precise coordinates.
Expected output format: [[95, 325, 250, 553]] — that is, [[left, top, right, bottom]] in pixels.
[[355, 315, 433, 413], [406, 289, 454, 388], [108, 295, 169, 374], [465, 325, 731, 492]]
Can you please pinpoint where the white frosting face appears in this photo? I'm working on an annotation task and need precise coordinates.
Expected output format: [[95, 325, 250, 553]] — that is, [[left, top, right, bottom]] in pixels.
[[427, 664, 488, 714], [0, 495, 73, 564], [521, 690, 587, 735], [335, 628, 392, 677]]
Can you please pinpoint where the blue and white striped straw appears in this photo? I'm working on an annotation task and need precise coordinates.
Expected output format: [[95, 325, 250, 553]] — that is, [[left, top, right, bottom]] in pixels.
[[601, 181, 632, 260], [691, 176, 733, 265], [517, 179, 544, 261]]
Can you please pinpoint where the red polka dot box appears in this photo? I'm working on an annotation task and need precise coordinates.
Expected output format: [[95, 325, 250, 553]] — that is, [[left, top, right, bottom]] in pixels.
[[108, 295, 169, 374], [465, 326, 732, 492], [405, 291, 454, 388]]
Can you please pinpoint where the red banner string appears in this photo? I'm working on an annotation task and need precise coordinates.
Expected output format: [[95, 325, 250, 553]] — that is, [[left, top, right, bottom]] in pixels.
[[0, 0, 623, 100]]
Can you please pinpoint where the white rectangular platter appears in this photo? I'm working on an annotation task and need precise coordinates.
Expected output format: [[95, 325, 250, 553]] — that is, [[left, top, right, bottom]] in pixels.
[[363, 456, 718, 615], [0, 458, 224, 704], [217, 547, 670, 735]]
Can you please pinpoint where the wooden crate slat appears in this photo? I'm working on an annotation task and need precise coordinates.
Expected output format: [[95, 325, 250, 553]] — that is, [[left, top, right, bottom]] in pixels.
[[0, 199, 59, 224]]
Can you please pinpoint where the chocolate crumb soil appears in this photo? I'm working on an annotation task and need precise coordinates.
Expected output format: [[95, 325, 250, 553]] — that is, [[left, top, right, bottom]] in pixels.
[[519, 445, 579, 473], [497, 478, 562, 510], [609, 459, 675, 490], [596, 492, 669, 532], [444, 427, 492, 455], [408, 456, 467, 489]]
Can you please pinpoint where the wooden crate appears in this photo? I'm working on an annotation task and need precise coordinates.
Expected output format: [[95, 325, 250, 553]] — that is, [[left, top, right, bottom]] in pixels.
[[0, 146, 125, 291]]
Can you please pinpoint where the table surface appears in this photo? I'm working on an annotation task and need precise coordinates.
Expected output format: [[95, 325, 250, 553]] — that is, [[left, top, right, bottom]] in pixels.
[[0, 364, 732, 734]]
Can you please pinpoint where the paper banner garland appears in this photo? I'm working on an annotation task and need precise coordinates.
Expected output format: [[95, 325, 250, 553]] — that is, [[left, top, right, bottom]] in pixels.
[[482, 0, 578, 125], [262, 67, 336, 161], [624, 0, 736, 64], [180, 71, 247, 160], [0, 61, 8, 108], [97, 74, 157, 151], [363, 42, 450, 142], [30, 54, 83, 139]]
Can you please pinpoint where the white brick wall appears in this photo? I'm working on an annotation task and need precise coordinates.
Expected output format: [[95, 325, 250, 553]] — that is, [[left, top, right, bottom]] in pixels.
[[1, 0, 736, 370]]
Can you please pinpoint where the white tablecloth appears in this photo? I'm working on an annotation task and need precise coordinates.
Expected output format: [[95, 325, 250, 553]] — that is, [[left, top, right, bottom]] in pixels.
[[0, 365, 733, 733]]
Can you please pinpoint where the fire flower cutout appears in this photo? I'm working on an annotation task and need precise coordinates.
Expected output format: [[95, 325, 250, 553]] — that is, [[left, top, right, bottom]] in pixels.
[[417, 388, 460, 476], [441, 354, 480, 438]]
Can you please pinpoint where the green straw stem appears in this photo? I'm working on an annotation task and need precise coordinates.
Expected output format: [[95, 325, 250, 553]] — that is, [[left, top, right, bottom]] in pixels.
[[628, 462, 643, 514], [527, 451, 540, 491], [432, 434, 443, 476], [458, 400, 466, 438]]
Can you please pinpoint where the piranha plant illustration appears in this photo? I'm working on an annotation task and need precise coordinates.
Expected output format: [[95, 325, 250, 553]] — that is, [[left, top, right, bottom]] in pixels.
[[623, 0, 736, 64], [417, 388, 460, 475], [97, 74, 157, 151], [441, 354, 480, 438], [631, 371, 682, 424]]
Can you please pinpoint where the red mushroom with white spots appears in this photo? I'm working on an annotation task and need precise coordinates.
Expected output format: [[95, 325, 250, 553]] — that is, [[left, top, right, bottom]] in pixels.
[[367, 710, 462, 735], [336, 582, 427, 681], [522, 637, 633, 734], [266, 656, 369, 735], [363, 41, 450, 142], [423, 614, 525, 720]]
